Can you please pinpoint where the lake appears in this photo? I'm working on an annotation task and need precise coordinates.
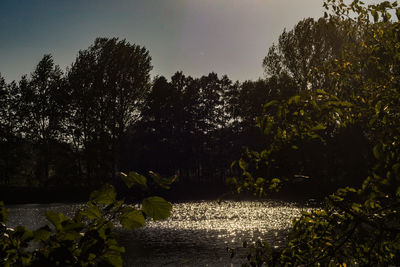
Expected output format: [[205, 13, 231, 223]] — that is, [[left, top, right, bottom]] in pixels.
[[6, 200, 309, 266]]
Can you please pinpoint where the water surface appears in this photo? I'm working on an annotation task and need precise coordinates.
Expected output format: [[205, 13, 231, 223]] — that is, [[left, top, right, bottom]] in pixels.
[[7, 200, 308, 266]]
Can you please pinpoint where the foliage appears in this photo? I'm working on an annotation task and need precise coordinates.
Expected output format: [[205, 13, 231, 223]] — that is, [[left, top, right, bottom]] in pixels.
[[0, 27, 352, 193], [231, 0, 400, 266], [228, 89, 353, 196], [0, 172, 173, 266], [17, 55, 68, 185], [67, 37, 153, 185], [263, 16, 348, 94], [124, 72, 240, 185]]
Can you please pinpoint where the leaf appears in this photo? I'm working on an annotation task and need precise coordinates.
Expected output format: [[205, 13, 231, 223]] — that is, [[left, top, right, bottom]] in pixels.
[[351, 203, 362, 212], [271, 178, 280, 184], [375, 100, 382, 115], [102, 253, 123, 267], [80, 203, 101, 219], [121, 171, 147, 189], [119, 209, 145, 230], [90, 184, 116, 205], [230, 160, 236, 169], [45, 211, 69, 231], [14, 226, 33, 242], [33, 227, 52, 242], [142, 196, 172, 221], [311, 124, 326, 131], [373, 143, 382, 160], [393, 163, 400, 175], [226, 177, 237, 185], [264, 100, 278, 109], [255, 177, 265, 185], [148, 171, 177, 189], [239, 158, 248, 171], [264, 120, 273, 135], [288, 95, 300, 105], [109, 245, 126, 254], [397, 7, 400, 20]]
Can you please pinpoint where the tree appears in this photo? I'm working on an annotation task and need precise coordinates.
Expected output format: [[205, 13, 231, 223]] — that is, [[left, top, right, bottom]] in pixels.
[[15, 55, 67, 185], [0, 75, 20, 185], [231, 0, 400, 265], [124, 71, 241, 187], [68, 38, 152, 186], [263, 17, 348, 94]]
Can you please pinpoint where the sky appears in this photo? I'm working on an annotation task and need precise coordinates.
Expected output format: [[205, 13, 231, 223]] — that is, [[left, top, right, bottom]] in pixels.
[[0, 0, 326, 83]]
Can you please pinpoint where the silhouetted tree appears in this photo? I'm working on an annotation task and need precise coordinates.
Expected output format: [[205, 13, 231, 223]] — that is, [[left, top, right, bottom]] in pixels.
[[263, 17, 347, 94], [0, 75, 19, 185], [15, 55, 67, 186], [68, 37, 152, 186]]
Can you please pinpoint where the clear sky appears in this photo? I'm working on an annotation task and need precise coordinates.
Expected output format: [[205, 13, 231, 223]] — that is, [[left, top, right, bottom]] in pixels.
[[0, 0, 326, 82]]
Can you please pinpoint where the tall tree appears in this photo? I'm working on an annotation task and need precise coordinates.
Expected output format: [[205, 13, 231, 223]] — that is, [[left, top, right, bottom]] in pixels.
[[16, 55, 67, 185], [0, 75, 19, 185], [263, 17, 347, 94], [68, 37, 152, 185]]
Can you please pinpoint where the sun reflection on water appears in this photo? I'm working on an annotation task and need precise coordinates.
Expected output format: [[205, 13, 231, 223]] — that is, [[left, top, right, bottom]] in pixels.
[[121, 200, 310, 266], [7, 200, 310, 266]]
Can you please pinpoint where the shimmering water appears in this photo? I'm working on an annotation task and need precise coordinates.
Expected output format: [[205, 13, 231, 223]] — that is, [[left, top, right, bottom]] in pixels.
[[7, 200, 308, 266]]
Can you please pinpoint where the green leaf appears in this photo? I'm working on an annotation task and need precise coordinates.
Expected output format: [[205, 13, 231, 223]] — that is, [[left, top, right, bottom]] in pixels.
[[375, 100, 382, 115], [230, 160, 237, 169], [121, 171, 147, 189], [142, 196, 172, 221], [119, 209, 145, 230], [103, 253, 123, 267], [264, 120, 273, 135], [373, 143, 382, 160], [148, 171, 177, 189], [80, 203, 102, 219], [351, 203, 362, 212], [311, 124, 326, 131], [288, 95, 300, 105], [255, 177, 265, 185], [226, 177, 237, 185], [14, 226, 33, 242], [396, 7, 400, 20], [109, 244, 126, 254], [33, 227, 52, 242], [393, 163, 400, 175], [90, 184, 116, 205], [45, 211, 69, 231], [271, 178, 280, 184], [264, 100, 278, 109], [239, 158, 248, 171]]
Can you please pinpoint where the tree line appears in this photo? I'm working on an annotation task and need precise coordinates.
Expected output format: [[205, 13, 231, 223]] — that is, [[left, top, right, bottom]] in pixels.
[[0, 16, 371, 195]]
